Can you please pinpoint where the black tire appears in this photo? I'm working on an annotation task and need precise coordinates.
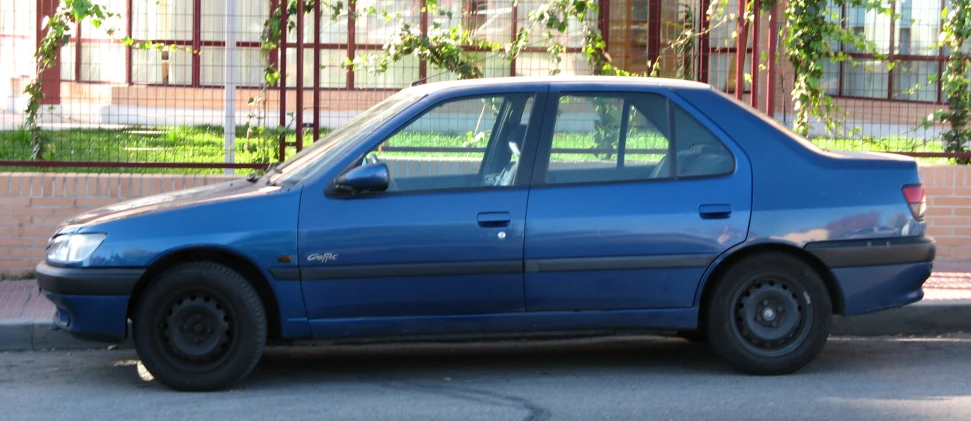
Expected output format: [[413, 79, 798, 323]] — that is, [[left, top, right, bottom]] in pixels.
[[133, 262, 267, 391], [705, 252, 831, 375]]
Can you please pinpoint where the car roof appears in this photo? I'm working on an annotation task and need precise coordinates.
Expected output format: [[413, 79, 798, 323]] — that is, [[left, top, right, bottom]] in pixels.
[[404, 75, 713, 95]]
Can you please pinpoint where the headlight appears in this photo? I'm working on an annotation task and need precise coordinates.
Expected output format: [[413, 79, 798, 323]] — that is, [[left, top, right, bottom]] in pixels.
[[46, 233, 107, 264]]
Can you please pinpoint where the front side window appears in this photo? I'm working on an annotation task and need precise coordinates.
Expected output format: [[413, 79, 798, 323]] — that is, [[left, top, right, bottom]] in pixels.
[[543, 93, 734, 185], [362, 94, 535, 193]]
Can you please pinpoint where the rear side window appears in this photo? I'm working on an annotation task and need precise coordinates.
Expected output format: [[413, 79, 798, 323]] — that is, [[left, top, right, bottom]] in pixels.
[[542, 93, 734, 185]]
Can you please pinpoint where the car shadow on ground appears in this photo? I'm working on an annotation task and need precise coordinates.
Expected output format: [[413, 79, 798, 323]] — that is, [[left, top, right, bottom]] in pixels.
[[100, 334, 971, 399], [247, 334, 731, 384]]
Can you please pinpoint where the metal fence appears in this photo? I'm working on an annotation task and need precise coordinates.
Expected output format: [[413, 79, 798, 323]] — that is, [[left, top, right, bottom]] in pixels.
[[0, 0, 963, 174]]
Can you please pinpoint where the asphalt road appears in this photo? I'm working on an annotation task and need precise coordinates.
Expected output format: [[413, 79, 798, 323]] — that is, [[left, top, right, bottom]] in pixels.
[[1, 334, 970, 421]]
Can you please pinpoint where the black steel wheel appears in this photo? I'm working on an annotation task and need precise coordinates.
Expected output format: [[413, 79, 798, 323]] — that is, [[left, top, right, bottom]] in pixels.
[[706, 252, 831, 375], [133, 262, 266, 391]]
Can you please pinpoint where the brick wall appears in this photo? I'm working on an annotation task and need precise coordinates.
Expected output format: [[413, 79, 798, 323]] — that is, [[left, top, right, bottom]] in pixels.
[[1, 166, 969, 276], [920, 166, 971, 262], [0, 173, 233, 276]]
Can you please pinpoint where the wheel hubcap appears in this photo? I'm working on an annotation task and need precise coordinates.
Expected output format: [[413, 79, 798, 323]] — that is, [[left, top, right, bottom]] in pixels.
[[731, 277, 813, 356], [160, 294, 233, 364]]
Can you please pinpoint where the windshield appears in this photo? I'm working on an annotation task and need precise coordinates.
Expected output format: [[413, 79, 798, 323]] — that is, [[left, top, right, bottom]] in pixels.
[[268, 90, 423, 185]]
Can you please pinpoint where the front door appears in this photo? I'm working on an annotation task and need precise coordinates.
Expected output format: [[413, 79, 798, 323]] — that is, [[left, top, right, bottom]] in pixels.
[[523, 90, 753, 312], [298, 91, 544, 320]]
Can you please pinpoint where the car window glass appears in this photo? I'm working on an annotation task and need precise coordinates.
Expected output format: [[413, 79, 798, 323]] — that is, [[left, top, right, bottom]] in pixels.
[[365, 94, 535, 192], [670, 106, 735, 178], [545, 95, 671, 184], [544, 93, 734, 185]]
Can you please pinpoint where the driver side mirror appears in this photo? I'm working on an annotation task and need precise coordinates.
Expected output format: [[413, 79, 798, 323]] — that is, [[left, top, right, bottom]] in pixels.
[[329, 163, 390, 196]]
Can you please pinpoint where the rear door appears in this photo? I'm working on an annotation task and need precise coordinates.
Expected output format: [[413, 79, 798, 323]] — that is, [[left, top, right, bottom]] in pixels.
[[523, 88, 752, 312], [297, 90, 546, 320]]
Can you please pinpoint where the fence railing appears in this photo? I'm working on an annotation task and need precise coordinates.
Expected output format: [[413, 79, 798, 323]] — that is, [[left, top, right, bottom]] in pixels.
[[0, 0, 964, 173]]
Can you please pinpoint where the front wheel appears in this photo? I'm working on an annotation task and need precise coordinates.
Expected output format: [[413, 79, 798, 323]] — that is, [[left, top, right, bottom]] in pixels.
[[133, 262, 267, 391], [705, 252, 831, 375]]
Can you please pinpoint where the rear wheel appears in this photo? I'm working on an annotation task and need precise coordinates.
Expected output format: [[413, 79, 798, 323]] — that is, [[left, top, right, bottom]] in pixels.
[[705, 252, 831, 375], [133, 262, 267, 391]]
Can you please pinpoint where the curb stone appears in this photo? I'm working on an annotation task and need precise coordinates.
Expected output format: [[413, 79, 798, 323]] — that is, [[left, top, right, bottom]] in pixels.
[[0, 301, 969, 352], [830, 299, 971, 336], [0, 319, 133, 352]]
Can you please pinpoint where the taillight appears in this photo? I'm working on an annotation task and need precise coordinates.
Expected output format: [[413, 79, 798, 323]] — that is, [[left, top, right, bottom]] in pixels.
[[902, 184, 926, 220]]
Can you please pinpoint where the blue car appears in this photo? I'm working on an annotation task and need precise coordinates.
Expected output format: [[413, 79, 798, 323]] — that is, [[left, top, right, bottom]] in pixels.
[[37, 76, 935, 391]]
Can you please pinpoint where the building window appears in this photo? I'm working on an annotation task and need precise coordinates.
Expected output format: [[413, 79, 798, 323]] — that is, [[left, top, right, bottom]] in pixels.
[[61, 0, 594, 89], [825, 0, 947, 103]]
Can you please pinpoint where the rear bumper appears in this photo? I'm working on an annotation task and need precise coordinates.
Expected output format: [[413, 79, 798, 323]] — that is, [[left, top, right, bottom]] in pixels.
[[805, 236, 935, 316], [36, 261, 143, 342]]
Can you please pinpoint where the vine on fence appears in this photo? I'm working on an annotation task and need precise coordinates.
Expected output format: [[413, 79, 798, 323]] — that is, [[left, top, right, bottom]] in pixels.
[[772, 0, 894, 136], [27, 0, 969, 165], [25, 0, 194, 161], [25, 0, 121, 160], [938, 4, 971, 163]]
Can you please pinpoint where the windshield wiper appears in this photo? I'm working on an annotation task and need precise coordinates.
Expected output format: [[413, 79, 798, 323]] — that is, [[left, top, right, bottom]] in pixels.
[[245, 162, 281, 184]]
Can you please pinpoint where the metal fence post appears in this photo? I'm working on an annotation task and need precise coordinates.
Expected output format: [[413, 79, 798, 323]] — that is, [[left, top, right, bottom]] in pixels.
[[224, 0, 238, 176]]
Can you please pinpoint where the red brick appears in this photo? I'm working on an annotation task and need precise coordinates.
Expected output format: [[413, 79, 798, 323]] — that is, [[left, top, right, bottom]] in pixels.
[[934, 237, 971, 247], [927, 206, 953, 217], [932, 197, 971, 207], [97, 176, 112, 197], [10, 207, 54, 217], [62, 175, 78, 198], [5, 248, 38, 257], [76, 198, 119, 208], [118, 176, 132, 198], [927, 226, 953, 236], [926, 186, 954, 197], [946, 247, 971, 257], [30, 216, 67, 227], [53, 207, 85, 217], [0, 217, 24, 227], [0, 260, 33, 272], [0, 198, 30, 206], [954, 227, 971, 236], [930, 216, 971, 227], [30, 197, 76, 207], [18, 228, 53, 238], [0, 238, 33, 247]]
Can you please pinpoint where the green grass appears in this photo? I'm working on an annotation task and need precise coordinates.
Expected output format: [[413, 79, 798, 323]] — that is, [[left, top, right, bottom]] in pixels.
[[0, 126, 957, 174], [810, 136, 951, 165], [1, 125, 303, 175]]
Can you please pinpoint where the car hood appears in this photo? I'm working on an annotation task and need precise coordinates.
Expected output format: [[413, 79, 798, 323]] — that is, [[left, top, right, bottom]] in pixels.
[[62, 179, 281, 229]]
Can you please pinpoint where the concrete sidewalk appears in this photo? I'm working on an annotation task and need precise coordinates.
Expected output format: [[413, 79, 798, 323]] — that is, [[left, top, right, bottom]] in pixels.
[[2, 264, 970, 351]]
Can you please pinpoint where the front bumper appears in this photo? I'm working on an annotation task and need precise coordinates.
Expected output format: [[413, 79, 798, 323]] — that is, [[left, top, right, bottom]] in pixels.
[[805, 236, 936, 316], [36, 261, 144, 342]]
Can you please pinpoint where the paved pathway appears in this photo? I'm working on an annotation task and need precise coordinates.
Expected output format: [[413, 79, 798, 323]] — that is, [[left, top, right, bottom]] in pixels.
[[3, 263, 969, 322]]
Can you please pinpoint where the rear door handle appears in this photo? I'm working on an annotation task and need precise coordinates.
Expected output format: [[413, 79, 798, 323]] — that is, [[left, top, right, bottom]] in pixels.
[[699, 204, 732, 219], [477, 212, 511, 227]]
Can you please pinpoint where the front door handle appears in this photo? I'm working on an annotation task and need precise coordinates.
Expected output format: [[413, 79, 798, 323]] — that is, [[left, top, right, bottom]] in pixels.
[[477, 212, 511, 227], [699, 204, 732, 219]]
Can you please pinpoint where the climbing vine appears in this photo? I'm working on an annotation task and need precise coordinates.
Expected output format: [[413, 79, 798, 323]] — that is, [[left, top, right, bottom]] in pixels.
[[25, 0, 121, 160], [767, 0, 894, 136], [25, 0, 194, 160], [938, 3, 971, 163], [27, 0, 966, 165]]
